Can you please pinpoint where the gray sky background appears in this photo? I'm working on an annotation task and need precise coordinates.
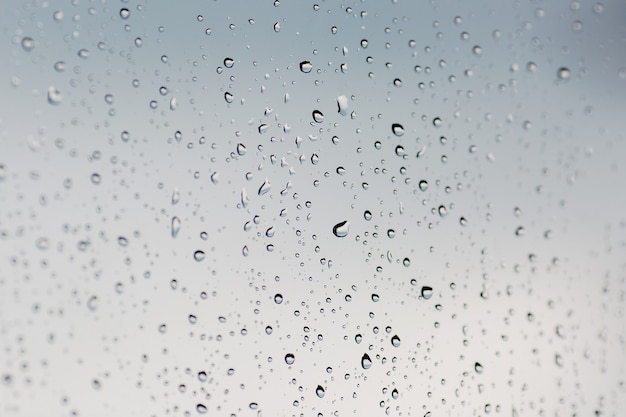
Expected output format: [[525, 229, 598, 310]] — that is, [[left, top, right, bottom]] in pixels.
[[1, 0, 625, 416]]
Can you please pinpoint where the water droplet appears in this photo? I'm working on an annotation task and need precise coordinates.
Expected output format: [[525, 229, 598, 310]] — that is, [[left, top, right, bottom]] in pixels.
[[391, 388, 399, 399], [224, 57, 234, 68], [117, 236, 128, 247], [77, 49, 90, 59], [557, 67, 571, 80], [47, 86, 62, 105], [316, 385, 325, 398], [171, 217, 181, 238], [433, 117, 442, 127], [273, 22, 281, 32], [337, 95, 349, 115], [224, 92, 234, 103], [355, 334, 362, 344], [438, 205, 447, 217], [474, 362, 484, 373], [418, 180, 428, 191], [312, 110, 324, 123], [371, 293, 380, 302], [194, 250, 205, 262], [258, 179, 271, 195], [87, 296, 98, 311], [274, 293, 283, 304], [285, 353, 295, 365], [299, 61, 313, 73], [188, 314, 197, 324], [361, 353, 372, 370], [391, 335, 401, 347], [258, 124, 269, 134], [515, 226, 525, 237], [196, 404, 207, 414], [421, 286, 433, 300], [459, 217, 467, 226], [119, 8, 130, 19], [53, 61, 66, 72], [332, 221, 350, 238], [391, 123, 405, 136], [265, 326, 273, 335], [242, 245, 249, 257], [21, 37, 35, 52], [90, 173, 101, 185], [364, 210, 372, 221]]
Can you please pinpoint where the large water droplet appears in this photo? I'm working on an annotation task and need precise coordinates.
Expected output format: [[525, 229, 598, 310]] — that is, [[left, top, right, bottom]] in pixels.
[[274, 293, 283, 304], [391, 335, 401, 347], [361, 353, 372, 369], [418, 180, 429, 191], [299, 61, 313, 73], [236, 143, 247, 156], [119, 8, 130, 19], [391, 123, 405, 136], [194, 250, 205, 262], [332, 221, 350, 238], [312, 110, 324, 123], [285, 353, 295, 365], [316, 385, 325, 398]]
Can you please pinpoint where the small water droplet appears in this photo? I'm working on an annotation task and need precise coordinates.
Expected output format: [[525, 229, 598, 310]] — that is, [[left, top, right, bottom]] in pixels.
[[361, 353, 372, 369], [47, 86, 63, 105], [515, 226, 525, 237], [316, 385, 325, 398], [196, 404, 207, 414], [332, 221, 350, 238], [21, 37, 35, 52], [171, 216, 181, 238], [119, 8, 130, 19], [418, 180, 428, 191], [557, 67, 571, 80], [433, 117, 442, 127], [273, 22, 281, 32], [299, 61, 313, 73], [224, 92, 234, 103], [355, 334, 362, 344], [364, 210, 372, 221], [87, 295, 98, 311], [274, 293, 283, 304], [285, 353, 295, 365], [391, 388, 399, 399], [258, 179, 271, 195], [421, 286, 433, 300], [391, 335, 401, 347], [258, 124, 269, 134], [474, 362, 484, 373], [90, 173, 101, 185], [194, 250, 205, 262], [117, 236, 128, 247]]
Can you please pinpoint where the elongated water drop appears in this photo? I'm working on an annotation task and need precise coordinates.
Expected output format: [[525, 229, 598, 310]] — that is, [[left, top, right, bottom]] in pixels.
[[171, 216, 181, 238]]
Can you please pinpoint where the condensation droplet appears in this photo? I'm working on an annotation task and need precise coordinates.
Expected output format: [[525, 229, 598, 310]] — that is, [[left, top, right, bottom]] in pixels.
[[299, 61, 313, 73], [332, 221, 350, 238], [361, 353, 372, 369]]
